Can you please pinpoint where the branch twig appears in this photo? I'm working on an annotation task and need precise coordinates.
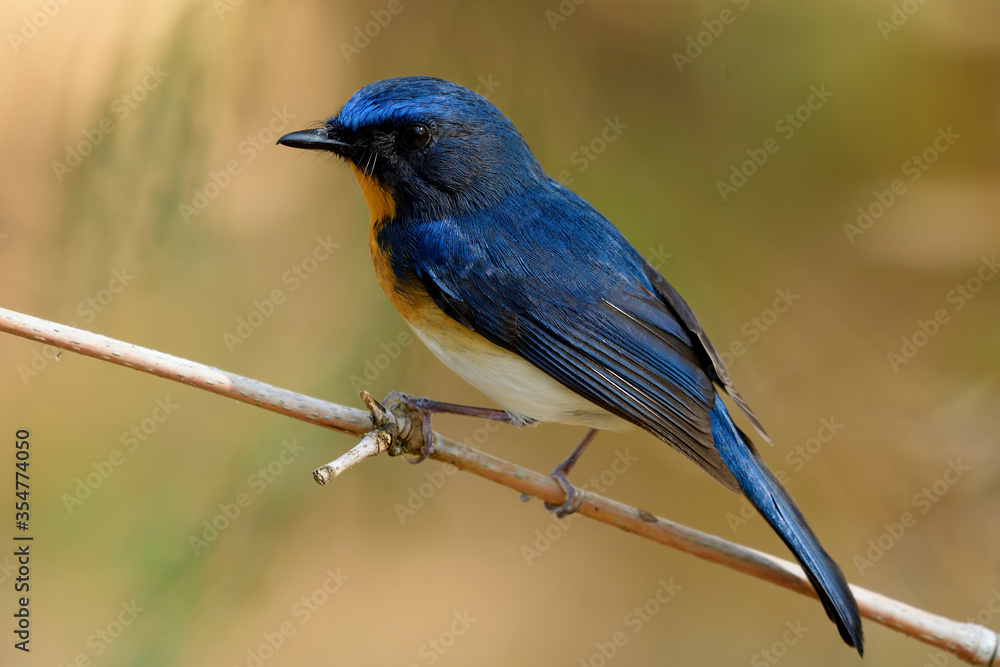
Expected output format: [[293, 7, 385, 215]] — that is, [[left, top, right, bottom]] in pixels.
[[1, 305, 997, 666]]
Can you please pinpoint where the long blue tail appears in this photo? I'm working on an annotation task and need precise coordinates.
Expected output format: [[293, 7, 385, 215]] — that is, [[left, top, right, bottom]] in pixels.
[[710, 397, 863, 655]]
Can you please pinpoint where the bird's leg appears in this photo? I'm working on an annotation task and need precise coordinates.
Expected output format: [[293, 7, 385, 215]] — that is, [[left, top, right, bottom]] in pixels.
[[383, 392, 532, 462], [526, 428, 599, 518]]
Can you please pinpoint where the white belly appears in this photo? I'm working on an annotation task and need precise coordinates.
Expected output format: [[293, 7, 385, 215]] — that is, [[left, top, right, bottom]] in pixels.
[[409, 320, 629, 431]]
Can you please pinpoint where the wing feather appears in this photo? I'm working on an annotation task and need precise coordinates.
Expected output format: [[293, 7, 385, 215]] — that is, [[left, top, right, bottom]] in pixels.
[[409, 202, 749, 490]]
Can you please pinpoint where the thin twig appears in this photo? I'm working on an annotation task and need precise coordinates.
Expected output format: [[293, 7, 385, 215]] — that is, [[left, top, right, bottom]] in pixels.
[[0, 307, 371, 435], [0, 305, 996, 666], [312, 430, 390, 484]]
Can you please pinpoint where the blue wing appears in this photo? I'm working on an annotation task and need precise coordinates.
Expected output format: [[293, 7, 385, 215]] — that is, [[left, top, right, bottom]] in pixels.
[[406, 183, 749, 489]]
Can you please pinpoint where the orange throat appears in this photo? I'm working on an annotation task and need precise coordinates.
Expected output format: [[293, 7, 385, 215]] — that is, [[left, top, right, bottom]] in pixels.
[[349, 165, 425, 319], [349, 164, 396, 223]]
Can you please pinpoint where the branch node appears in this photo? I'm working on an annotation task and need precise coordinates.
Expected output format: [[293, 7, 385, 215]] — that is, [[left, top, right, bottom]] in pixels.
[[360, 390, 389, 424], [310, 391, 431, 484], [309, 392, 401, 484]]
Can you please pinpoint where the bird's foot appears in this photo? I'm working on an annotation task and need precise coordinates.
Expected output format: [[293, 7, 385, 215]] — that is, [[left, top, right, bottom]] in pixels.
[[382, 393, 439, 462], [543, 468, 585, 518], [382, 392, 529, 463], [522, 428, 599, 517]]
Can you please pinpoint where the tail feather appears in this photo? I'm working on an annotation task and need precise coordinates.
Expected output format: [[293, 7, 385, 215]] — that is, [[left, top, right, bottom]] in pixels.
[[709, 397, 864, 655]]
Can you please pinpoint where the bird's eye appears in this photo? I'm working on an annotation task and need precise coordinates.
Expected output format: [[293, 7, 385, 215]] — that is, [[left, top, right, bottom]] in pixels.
[[398, 123, 431, 150]]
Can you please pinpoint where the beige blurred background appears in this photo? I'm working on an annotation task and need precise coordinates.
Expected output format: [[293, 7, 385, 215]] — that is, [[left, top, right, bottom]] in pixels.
[[2, 1, 999, 665]]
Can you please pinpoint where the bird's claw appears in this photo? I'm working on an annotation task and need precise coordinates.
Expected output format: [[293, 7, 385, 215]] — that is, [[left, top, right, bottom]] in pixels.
[[383, 392, 437, 462], [543, 470, 585, 517], [521, 470, 584, 517]]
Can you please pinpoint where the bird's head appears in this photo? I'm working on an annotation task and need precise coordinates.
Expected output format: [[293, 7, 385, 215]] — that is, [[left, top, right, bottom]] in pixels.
[[278, 76, 546, 220]]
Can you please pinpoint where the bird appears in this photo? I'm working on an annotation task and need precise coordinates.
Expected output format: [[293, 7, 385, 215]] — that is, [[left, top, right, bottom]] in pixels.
[[277, 76, 863, 654]]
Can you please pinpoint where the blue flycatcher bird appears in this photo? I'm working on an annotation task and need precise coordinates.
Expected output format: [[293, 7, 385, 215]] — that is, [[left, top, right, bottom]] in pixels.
[[278, 76, 863, 654]]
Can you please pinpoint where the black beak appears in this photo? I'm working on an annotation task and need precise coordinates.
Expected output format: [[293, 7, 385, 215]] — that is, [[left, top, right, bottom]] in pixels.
[[277, 128, 350, 153]]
